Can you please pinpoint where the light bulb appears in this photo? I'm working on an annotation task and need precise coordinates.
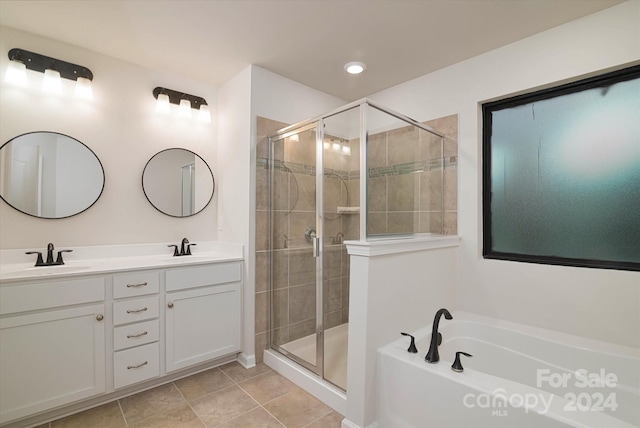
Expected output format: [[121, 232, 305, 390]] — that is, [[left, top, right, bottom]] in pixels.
[[344, 61, 366, 75], [198, 104, 211, 123], [179, 98, 192, 118], [74, 77, 93, 100], [156, 93, 170, 114], [4, 60, 27, 86], [42, 69, 62, 93]]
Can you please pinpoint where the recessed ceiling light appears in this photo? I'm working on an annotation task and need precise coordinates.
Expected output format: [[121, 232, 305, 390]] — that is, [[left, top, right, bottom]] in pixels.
[[344, 61, 366, 75]]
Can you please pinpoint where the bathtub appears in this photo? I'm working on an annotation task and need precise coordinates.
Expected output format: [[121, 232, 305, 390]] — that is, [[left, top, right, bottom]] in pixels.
[[376, 312, 639, 428]]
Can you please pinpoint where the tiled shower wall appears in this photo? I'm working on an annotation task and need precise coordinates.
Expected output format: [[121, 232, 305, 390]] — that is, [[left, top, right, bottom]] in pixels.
[[254, 114, 458, 362], [367, 115, 458, 235]]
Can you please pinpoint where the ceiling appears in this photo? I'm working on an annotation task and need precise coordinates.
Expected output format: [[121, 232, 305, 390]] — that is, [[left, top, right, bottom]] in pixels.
[[0, 0, 625, 101]]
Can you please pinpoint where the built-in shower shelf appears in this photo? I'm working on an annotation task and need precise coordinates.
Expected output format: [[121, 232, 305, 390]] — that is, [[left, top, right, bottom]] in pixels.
[[337, 206, 360, 214]]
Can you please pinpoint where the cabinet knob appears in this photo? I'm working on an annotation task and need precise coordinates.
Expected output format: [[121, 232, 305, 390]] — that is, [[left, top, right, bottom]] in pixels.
[[96, 314, 104, 321], [167, 302, 174, 308]]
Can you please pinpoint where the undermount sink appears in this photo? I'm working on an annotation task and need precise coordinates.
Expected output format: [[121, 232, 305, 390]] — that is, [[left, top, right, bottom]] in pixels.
[[23, 264, 92, 274], [163, 255, 214, 264]]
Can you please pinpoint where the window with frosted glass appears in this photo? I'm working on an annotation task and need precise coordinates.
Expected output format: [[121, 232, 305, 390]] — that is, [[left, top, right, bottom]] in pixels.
[[483, 66, 639, 271]]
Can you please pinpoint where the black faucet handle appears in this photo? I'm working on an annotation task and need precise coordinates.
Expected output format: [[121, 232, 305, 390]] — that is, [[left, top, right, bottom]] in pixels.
[[25, 251, 44, 266], [56, 249, 73, 265], [168, 245, 179, 257], [400, 332, 418, 353], [186, 243, 197, 255], [451, 351, 473, 372]]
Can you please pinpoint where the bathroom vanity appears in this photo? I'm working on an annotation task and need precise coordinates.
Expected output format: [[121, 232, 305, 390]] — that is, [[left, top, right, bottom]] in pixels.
[[0, 242, 243, 427]]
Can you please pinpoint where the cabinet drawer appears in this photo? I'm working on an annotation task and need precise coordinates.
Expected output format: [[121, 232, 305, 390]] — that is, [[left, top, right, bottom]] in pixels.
[[166, 262, 242, 291], [113, 271, 159, 299], [113, 296, 159, 326], [0, 277, 104, 315], [113, 319, 159, 351], [113, 342, 159, 389]]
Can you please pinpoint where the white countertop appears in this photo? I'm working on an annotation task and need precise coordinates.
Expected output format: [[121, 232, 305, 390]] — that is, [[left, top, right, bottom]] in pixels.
[[0, 241, 243, 283]]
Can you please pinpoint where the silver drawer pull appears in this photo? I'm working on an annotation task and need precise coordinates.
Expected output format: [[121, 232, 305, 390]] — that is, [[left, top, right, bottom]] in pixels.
[[127, 361, 149, 369], [126, 307, 148, 314], [126, 282, 148, 288], [126, 331, 148, 338]]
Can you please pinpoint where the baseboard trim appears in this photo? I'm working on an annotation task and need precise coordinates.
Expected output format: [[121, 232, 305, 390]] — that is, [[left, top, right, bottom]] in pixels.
[[237, 352, 256, 368]]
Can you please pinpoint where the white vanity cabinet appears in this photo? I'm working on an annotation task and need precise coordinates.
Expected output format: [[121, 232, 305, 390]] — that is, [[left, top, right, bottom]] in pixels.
[[165, 262, 242, 372], [0, 250, 244, 427], [0, 277, 106, 425]]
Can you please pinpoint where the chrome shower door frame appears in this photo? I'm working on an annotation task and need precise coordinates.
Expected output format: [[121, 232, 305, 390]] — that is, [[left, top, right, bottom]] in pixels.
[[268, 120, 325, 378]]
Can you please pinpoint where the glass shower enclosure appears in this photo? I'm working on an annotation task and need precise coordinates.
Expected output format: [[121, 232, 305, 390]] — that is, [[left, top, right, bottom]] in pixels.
[[267, 99, 444, 391]]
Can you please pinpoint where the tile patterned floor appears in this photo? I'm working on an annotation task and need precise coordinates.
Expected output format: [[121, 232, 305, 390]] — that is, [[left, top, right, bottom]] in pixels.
[[37, 362, 343, 428]]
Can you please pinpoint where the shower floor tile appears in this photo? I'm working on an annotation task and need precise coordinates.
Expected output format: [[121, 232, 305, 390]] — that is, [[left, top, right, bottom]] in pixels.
[[41, 362, 343, 428]]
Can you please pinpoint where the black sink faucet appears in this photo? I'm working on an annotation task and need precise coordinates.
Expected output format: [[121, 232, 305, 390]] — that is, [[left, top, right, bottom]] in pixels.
[[425, 308, 453, 363], [25, 243, 73, 267], [168, 238, 197, 256], [45, 243, 55, 264], [180, 238, 190, 255]]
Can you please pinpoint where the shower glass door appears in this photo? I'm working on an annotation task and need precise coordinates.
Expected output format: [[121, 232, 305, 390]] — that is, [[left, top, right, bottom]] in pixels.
[[321, 107, 359, 390], [270, 123, 323, 376], [269, 109, 357, 391]]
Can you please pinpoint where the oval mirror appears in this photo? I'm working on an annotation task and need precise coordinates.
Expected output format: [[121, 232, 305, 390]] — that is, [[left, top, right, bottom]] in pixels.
[[142, 148, 214, 217], [0, 132, 105, 219]]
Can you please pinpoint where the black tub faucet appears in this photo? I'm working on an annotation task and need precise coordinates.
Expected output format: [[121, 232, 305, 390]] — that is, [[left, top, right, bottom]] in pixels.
[[425, 308, 453, 363]]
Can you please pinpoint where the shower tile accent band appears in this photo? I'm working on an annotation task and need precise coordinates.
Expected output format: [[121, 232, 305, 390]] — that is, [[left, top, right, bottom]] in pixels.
[[256, 157, 457, 179]]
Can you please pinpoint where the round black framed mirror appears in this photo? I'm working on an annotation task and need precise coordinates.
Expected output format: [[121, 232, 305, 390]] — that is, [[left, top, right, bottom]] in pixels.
[[0, 131, 105, 219], [142, 148, 215, 217]]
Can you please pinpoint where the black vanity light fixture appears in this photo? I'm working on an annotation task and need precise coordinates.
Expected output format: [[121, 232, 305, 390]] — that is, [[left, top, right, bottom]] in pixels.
[[4, 48, 94, 99], [153, 87, 211, 123]]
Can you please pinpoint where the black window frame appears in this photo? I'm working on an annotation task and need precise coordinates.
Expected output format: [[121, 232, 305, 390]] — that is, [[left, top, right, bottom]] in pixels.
[[482, 64, 640, 272]]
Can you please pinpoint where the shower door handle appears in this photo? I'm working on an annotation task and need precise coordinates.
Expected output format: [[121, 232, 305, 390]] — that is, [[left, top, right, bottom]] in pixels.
[[313, 237, 320, 257]]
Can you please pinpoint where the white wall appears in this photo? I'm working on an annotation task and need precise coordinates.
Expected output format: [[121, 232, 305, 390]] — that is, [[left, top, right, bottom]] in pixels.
[[251, 66, 345, 126], [0, 26, 219, 249], [216, 65, 253, 364], [368, 1, 640, 348]]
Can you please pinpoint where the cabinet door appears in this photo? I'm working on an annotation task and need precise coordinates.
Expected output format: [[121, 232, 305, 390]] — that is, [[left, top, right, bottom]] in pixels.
[[0, 304, 106, 424], [165, 282, 241, 372]]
